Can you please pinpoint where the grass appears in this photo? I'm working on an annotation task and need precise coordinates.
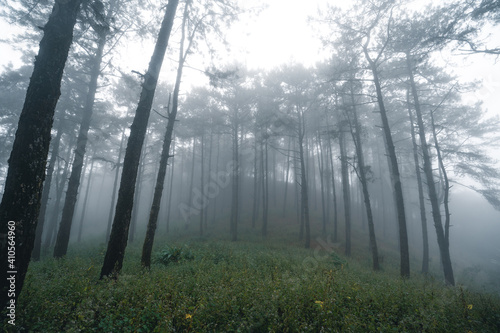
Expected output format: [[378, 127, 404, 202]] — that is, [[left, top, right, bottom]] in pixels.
[[8, 234, 500, 332]]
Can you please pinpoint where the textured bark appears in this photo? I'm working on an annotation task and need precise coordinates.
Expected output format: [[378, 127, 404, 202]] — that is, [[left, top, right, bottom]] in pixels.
[[406, 52, 454, 285], [0, 0, 82, 308], [53, 24, 108, 258], [364, 47, 410, 278], [100, 0, 179, 279], [32, 123, 64, 261]]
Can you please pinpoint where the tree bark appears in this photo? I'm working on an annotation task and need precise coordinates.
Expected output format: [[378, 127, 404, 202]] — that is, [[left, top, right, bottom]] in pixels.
[[100, 0, 179, 279], [0, 0, 83, 308]]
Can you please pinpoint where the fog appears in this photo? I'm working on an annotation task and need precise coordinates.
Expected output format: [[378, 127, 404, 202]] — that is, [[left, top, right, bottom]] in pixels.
[[1, 0, 500, 322]]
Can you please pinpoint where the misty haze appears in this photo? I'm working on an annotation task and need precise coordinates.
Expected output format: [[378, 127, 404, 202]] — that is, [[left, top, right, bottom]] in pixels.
[[1, 0, 500, 331]]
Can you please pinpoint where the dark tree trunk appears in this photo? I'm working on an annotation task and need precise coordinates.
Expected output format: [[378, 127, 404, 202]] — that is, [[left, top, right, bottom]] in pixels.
[[53, 25, 108, 258], [32, 122, 64, 261], [0, 0, 83, 308], [143, 0, 192, 267], [100, 0, 179, 279], [406, 52, 453, 285], [129, 145, 146, 244], [364, 48, 410, 278], [406, 88, 429, 274]]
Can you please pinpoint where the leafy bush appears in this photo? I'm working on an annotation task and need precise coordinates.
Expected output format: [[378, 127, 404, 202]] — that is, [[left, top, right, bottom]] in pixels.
[[154, 245, 194, 266]]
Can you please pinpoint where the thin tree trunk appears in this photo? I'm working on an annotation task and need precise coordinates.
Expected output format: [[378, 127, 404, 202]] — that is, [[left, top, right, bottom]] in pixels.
[[199, 132, 205, 236], [339, 124, 351, 256], [53, 23, 108, 258], [100, 0, 179, 279], [43, 141, 74, 251], [298, 111, 310, 248], [364, 48, 410, 278], [407, 87, 429, 274], [347, 87, 379, 270], [77, 156, 95, 243], [0, 0, 83, 307], [261, 137, 269, 237], [32, 122, 64, 261], [165, 137, 176, 233], [317, 131, 327, 234], [327, 135, 339, 242], [106, 127, 126, 242], [406, 52, 453, 285], [230, 120, 239, 241], [252, 134, 259, 228], [282, 137, 292, 217]]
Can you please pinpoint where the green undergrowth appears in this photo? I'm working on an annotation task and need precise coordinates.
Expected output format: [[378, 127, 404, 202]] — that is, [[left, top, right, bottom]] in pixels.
[[9, 239, 500, 332]]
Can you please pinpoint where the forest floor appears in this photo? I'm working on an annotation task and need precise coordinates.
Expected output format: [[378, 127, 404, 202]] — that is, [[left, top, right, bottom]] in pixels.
[[8, 229, 500, 332]]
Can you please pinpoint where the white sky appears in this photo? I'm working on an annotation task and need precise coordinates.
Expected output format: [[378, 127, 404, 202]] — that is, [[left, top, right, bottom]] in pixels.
[[0, 0, 499, 118]]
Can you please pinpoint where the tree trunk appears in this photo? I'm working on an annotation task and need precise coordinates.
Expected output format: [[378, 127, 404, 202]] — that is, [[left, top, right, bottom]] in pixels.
[[53, 24, 108, 258], [298, 111, 310, 248], [406, 87, 429, 274], [230, 120, 239, 241], [327, 135, 339, 242], [199, 132, 205, 236], [316, 131, 327, 234], [77, 155, 95, 243], [364, 48, 410, 278], [100, 0, 179, 279], [106, 127, 126, 242], [32, 122, 64, 261], [339, 123, 351, 256], [0, 0, 83, 308], [282, 137, 292, 217], [261, 137, 269, 237], [406, 52, 453, 285], [165, 137, 176, 233], [346, 87, 379, 270]]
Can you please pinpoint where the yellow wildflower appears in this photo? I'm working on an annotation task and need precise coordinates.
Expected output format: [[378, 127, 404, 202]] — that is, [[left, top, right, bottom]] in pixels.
[[185, 313, 193, 319], [315, 300, 324, 308], [467, 304, 473, 310]]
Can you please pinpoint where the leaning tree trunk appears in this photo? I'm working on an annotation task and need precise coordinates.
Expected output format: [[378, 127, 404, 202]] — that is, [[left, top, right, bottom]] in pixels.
[[100, 0, 179, 279], [32, 122, 64, 261], [406, 87, 429, 274], [0, 0, 83, 309], [365, 49, 410, 279], [142, 10, 194, 264], [406, 52, 454, 285], [53, 25, 108, 258]]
